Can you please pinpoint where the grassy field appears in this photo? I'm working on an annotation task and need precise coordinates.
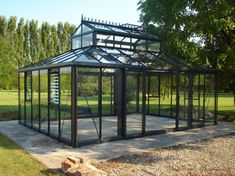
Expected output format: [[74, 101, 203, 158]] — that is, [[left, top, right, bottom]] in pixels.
[[0, 133, 62, 176], [0, 90, 18, 120], [0, 90, 234, 122]]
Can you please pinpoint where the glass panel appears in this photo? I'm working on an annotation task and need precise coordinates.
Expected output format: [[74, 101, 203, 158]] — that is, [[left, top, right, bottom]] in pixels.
[[148, 41, 160, 52], [171, 75, 177, 117], [145, 74, 176, 132], [46, 51, 72, 65], [51, 52, 75, 64], [192, 75, 204, 125], [63, 49, 84, 63], [82, 33, 93, 47], [159, 75, 172, 116], [96, 34, 112, 47], [99, 54, 120, 64], [90, 23, 111, 31], [40, 70, 48, 132], [73, 25, 82, 36], [19, 73, 25, 124], [60, 67, 72, 141], [147, 76, 160, 115], [75, 54, 99, 63], [179, 74, 189, 128], [49, 69, 60, 137], [74, 24, 92, 36], [82, 24, 92, 33], [72, 37, 81, 50], [32, 71, 39, 129], [126, 71, 142, 135], [108, 26, 128, 33], [135, 40, 146, 50], [102, 69, 117, 138], [25, 72, 32, 126], [204, 74, 215, 125], [77, 67, 100, 143]]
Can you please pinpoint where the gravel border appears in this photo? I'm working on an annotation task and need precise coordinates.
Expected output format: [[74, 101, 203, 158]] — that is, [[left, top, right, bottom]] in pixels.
[[93, 134, 235, 176]]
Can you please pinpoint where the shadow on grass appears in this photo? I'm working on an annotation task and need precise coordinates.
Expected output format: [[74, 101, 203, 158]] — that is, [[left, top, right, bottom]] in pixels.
[[218, 110, 235, 123], [0, 105, 18, 121], [40, 168, 64, 176]]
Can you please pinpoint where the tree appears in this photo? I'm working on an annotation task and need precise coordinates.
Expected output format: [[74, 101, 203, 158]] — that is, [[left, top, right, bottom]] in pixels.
[[0, 16, 7, 36], [7, 16, 17, 47], [138, 0, 235, 104], [0, 16, 77, 90], [16, 18, 25, 68], [57, 22, 64, 53], [29, 20, 39, 63], [41, 22, 51, 59], [61, 22, 70, 52], [24, 21, 31, 65], [50, 25, 59, 56], [0, 35, 15, 89]]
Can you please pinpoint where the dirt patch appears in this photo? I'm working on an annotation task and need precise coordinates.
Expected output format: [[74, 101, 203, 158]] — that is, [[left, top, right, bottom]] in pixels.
[[93, 135, 235, 176]]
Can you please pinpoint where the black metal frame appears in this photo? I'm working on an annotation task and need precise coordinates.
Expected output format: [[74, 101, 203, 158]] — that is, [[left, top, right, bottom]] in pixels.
[[18, 18, 218, 147]]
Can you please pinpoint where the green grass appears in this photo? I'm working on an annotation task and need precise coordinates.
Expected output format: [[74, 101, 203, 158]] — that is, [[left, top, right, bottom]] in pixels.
[[0, 90, 234, 122], [0, 133, 63, 176], [0, 90, 18, 120]]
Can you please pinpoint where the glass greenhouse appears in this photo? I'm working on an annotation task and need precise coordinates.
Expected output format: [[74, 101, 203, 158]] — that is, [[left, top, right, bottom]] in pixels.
[[18, 18, 218, 147]]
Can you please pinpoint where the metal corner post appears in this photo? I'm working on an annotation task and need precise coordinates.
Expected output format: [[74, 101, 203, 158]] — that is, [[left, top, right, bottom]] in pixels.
[[214, 73, 218, 125], [142, 71, 146, 134], [18, 73, 21, 123], [175, 72, 180, 129], [187, 73, 193, 128], [98, 68, 102, 141], [71, 66, 77, 147]]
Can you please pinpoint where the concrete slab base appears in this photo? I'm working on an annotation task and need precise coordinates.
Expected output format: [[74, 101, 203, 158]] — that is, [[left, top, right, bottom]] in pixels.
[[0, 120, 234, 168]]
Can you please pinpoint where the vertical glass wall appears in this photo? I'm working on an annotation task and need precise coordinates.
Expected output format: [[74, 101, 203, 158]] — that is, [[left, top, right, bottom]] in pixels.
[[204, 74, 215, 125], [32, 70, 39, 129], [19, 73, 25, 124], [102, 71, 115, 115], [178, 74, 189, 128], [18, 65, 217, 147], [192, 74, 204, 126], [101, 69, 117, 138], [25, 72, 32, 126], [60, 67, 72, 141], [49, 69, 60, 137], [145, 73, 177, 132], [147, 75, 160, 115], [159, 75, 172, 117], [40, 69, 48, 133], [126, 71, 142, 135], [77, 67, 100, 143]]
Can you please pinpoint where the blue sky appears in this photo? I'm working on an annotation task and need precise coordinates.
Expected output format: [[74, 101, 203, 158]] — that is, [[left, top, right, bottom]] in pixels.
[[0, 0, 141, 26]]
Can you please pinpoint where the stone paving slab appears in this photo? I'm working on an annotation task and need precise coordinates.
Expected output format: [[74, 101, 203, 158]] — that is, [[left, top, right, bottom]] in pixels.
[[0, 120, 234, 168]]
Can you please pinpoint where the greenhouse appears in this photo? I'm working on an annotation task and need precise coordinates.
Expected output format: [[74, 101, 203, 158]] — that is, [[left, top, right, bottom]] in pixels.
[[18, 18, 218, 147]]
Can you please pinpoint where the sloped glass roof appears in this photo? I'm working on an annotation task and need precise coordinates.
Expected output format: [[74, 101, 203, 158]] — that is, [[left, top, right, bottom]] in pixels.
[[19, 46, 197, 72]]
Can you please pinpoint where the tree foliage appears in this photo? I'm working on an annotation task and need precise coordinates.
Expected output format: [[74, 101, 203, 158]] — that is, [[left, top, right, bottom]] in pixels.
[[0, 16, 76, 89], [0, 36, 15, 89], [138, 0, 235, 95]]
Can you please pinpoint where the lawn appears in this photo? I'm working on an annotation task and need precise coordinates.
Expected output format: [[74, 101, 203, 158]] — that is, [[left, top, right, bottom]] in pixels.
[[0, 133, 62, 176], [0, 90, 18, 120], [0, 90, 234, 122]]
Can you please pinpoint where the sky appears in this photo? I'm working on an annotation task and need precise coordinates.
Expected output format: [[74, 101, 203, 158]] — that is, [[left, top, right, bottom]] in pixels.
[[0, 0, 141, 26]]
